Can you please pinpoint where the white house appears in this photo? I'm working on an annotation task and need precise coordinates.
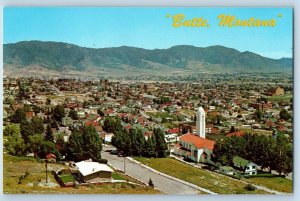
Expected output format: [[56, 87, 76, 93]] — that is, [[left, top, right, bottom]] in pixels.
[[233, 156, 258, 175]]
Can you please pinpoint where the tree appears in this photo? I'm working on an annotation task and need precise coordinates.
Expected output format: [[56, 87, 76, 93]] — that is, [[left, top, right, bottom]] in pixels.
[[45, 124, 54, 142], [4, 124, 20, 136], [53, 105, 65, 122], [145, 135, 157, 157], [56, 133, 66, 156], [28, 134, 57, 158], [97, 109, 104, 116], [50, 119, 59, 129], [69, 109, 79, 120], [254, 109, 262, 120], [31, 116, 45, 134], [20, 117, 44, 143], [4, 133, 27, 156], [153, 128, 168, 158], [67, 126, 102, 161], [230, 126, 235, 133], [46, 98, 52, 105], [148, 178, 154, 187], [272, 135, 293, 175], [279, 109, 291, 121], [82, 126, 102, 161], [66, 129, 85, 161], [32, 105, 41, 114], [11, 108, 26, 123]]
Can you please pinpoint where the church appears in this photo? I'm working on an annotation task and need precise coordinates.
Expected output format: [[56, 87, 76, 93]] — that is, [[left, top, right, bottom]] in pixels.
[[174, 107, 215, 164]]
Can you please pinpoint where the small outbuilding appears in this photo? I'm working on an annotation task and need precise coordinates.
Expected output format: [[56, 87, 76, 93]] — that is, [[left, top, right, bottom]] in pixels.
[[74, 161, 114, 183], [46, 153, 57, 163], [219, 166, 235, 175]]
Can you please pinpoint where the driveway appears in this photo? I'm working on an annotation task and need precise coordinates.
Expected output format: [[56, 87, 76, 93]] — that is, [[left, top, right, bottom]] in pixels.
[[102, 145, 202, 194]]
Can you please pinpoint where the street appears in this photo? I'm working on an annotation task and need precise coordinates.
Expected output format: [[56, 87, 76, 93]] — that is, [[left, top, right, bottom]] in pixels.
[[102, 145, 202, 194]]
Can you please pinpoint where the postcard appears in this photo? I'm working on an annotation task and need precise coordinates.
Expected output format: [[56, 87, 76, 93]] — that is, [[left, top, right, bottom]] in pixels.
[[3, 7, 293, 195]]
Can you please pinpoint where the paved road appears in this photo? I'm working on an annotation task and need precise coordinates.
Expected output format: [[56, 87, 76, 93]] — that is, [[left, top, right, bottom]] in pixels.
[[102, 145, 201, 194]]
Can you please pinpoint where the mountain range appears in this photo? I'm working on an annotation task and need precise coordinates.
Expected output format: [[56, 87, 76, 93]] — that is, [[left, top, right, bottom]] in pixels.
[[3, 41, 293, 77]]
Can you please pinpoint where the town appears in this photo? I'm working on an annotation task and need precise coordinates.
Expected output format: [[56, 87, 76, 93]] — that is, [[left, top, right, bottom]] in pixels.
[[3, 72, 293, 194]]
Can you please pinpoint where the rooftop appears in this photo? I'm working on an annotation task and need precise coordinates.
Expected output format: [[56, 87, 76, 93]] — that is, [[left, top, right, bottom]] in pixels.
[[180, 133, 215, 150], [75, 161, 114, 176]]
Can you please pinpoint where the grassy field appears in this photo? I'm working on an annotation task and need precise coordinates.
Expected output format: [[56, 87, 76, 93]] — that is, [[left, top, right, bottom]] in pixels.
[[178, 109, 196, 117], [243, 177, 292, 193], [263, 94, 292, 102], [134, 157, 269, 194], [3, 154, 160, 194], [146, 112, 177, 120]]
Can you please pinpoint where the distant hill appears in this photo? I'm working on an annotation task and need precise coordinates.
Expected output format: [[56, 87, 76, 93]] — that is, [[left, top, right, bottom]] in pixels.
[[3, 41, 293, 77]]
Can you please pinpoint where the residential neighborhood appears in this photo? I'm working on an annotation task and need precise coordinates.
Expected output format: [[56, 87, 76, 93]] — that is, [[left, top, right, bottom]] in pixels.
[[3, 72, 293, 194]]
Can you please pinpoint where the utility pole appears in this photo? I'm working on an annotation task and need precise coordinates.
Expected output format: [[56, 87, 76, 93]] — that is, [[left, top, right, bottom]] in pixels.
[[45, 159, 48, 183], [124, 155, 126, 173]]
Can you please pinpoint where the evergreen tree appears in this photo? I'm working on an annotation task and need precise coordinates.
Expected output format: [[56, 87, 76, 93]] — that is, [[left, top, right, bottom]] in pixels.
[[67, 126, 102, 161], [279, 109, 291, 121], [31, 116, 45, 134], [11, 108, 26, 123], [69, 109, 79, 120], [53, 104, 65, 122], [67, 129, 85, 161], [153, 128, 168, 158], [272, 135, 293, 175], [82, 125, 102, 161], [136, 129, 146, 156], [97, 109, 104, 116], [56, 133, 66, 156], [45, 124, 54, 142]]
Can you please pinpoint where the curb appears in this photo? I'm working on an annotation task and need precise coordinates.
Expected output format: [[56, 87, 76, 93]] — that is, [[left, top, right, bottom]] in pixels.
[[107, 162, 149, 186], [170, 155, 290, 195], [127, 157, 217, 195]]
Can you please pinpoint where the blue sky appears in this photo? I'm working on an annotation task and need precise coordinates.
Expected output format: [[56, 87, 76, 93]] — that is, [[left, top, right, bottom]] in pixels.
[[4, 7, 293, 59]]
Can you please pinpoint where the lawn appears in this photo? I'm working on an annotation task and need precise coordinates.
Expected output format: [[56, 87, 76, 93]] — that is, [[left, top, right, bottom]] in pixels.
[[59, 174, 76, 183], [146, 112, 177, 121], [112, 172, 125, 180], [134, 157, 269, 194], [243, 176, 292, 193], [3, 154, 160, 194], [263, 94, 293, 102], [178, 109, 196, 117]]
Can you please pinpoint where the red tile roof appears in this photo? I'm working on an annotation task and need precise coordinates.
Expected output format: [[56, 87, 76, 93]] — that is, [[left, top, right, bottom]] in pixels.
[[85, 121, 98, 127], [167, 128, 179, 133], [226, 131, 245, 137], [46, 153, 56, 159], [180, 133, 215, 150]]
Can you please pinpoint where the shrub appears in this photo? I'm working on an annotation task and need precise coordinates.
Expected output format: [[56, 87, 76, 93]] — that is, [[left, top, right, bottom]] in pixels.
[[148, 178, 154, 187], [244, 184, 256, 191], [98, 159, 108, 164]]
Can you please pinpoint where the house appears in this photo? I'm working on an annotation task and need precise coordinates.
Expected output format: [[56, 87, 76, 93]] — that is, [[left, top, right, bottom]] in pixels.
[[100, 132, 114, 144], [267, 86, 284, 96], [174, 107, 215, 164], [46, 153, 57, 163], [73, 161, 114, 183], [219, 166, 235, 175], [165, 133, 179, 152], [233, 156, 258, 175]]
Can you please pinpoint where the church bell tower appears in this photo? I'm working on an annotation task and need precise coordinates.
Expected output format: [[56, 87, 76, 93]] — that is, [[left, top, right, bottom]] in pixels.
[[196, 107, 206, 138]]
